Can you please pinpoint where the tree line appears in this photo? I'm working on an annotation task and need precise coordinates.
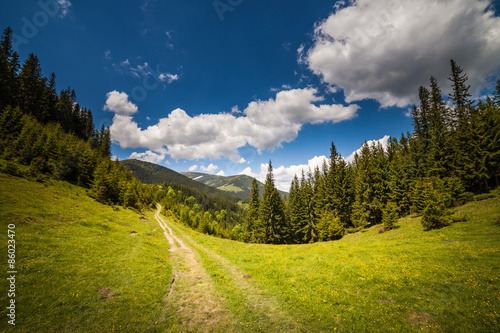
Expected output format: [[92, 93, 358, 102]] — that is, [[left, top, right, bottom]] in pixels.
[[242, 60, 500, 244]]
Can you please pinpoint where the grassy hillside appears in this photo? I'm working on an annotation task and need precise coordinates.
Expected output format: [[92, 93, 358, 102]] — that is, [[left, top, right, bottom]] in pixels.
[[1, 171, 499, 332], [166, 193, 500, 332], [121, 159, 241, 202], [0, 173, 175, 332], [182, 172, 287, 200]]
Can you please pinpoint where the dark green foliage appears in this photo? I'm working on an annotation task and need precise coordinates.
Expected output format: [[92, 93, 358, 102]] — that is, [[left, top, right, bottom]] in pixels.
[[317, 212, 344, 241], [421, 198, 450, 231], [258, 161, 288, 244], [244, 178, 261, 242], [382, 201, 399, 230]]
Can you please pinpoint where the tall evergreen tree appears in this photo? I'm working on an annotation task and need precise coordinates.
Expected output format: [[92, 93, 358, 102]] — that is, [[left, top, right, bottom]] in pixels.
[[245, 178, 260, 242], [427, 76, 448, 177], [259, 161, 287, 244], [18, 53, 45, 118]]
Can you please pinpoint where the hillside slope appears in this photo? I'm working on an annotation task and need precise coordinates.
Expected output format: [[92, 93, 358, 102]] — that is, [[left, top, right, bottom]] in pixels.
[[0, 173, 175, 332], [164, 192, 500, 332], [181, 172, 288, 200], [2, 171, 498, 332], [121, 159, 241, 202]]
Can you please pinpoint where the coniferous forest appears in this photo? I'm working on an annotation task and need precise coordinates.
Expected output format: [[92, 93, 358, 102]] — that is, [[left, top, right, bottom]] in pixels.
[[242, 61, 500, 244], [1, 25, 499, 245]]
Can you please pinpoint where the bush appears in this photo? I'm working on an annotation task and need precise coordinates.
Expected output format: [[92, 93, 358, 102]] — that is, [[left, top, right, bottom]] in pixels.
[[0, 160, 23, 177], [318, 212, 344, 241], [421, 200, 450, 230]]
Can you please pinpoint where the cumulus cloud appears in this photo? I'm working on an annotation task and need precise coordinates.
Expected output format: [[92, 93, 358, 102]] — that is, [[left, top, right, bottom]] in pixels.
[[188, 165, 198, 172], [345, 135, 391, 163], [201, 163, 219, 173], [108, 88, 359, 162], [103, 91, 138, 115], [306, 0, 500, 107], [129, 150, 165, 163], [240, 136, 392, 191], [239, 156, 329, 192], [159, 73, 179, 83], [217, 170, 226, 176]]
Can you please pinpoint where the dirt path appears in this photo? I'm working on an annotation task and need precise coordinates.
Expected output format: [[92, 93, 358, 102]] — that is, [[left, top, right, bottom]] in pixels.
[[154, 205, 233, 332], [156, 206, 299, 332]]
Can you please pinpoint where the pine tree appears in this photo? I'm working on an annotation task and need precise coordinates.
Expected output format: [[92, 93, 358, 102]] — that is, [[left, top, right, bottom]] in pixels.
[[245, 178, 260, 242], [18, 53, 45, 119], [0, 27, 20, 111], [448, 59, 473, 125], [382, 201, 399, 230], [259, 161, 287, 244], [427, 76, 448, 177], [447, 60, 475, 188]]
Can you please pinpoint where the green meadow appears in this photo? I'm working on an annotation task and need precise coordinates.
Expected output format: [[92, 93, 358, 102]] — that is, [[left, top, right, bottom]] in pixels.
[[1, 172, 499, 332], [0, 173, 174, 332]]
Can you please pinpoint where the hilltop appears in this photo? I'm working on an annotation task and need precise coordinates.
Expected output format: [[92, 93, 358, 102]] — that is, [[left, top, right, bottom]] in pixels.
[[181, 172, 288, 200], [121, 159, 241, 202]]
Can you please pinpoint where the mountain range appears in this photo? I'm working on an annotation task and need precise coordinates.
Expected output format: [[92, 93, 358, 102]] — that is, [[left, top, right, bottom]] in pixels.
[[121, 159, 287, 201]]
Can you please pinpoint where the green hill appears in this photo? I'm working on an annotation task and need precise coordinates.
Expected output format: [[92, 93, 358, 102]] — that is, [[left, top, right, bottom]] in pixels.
[[120, 159, 241, 202], [181, 172, 287, 200], [0, 173, 175, 331], [1, 171, 499, 332]]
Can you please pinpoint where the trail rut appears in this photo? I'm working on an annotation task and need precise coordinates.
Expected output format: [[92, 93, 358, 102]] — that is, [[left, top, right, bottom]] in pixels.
[[154, 205, 232, 332]]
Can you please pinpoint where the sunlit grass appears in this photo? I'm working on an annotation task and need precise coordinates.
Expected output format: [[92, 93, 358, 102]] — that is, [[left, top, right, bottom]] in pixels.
[[0, 173, 174, 332], [173, 192, 500, 332], [1, 171, 498, 332]]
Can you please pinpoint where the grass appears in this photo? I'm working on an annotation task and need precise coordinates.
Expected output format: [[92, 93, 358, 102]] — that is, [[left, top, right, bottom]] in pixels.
[[0, 171, 499, 332], [168, 192, 500, 332], [0, 173, 174, 332]]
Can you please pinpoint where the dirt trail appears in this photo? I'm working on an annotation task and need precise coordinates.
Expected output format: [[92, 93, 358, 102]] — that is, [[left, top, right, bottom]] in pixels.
[[160, 208, 299, 332], [154, 205, 232, 332]]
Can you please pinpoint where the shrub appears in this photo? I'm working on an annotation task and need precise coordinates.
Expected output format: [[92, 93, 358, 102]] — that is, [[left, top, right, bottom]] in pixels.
[[421, 199, 450, 230]]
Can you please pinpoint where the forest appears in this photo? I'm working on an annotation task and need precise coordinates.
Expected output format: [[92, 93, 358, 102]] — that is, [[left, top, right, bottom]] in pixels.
[[1, 25, 499, 245], [243, 60, 500, 244]]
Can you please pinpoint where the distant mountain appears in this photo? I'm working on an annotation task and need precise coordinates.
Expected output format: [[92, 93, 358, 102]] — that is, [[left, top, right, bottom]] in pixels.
[[181, 172, 287, 200], [120, 160, 241, 202]]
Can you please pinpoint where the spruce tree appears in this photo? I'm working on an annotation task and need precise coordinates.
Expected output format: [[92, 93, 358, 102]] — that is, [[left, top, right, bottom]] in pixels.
[[259, 161, 287, 244], [18, 53, 45, 119], [245, 178, 260, 242], [427, 76, 448, 177]]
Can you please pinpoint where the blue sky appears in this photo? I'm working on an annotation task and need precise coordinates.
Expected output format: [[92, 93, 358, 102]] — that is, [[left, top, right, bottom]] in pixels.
[[2, 0, 500, 190]]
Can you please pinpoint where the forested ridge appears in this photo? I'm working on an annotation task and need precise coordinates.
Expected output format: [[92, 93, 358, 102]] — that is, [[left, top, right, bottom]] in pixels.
[[1, 24, 498, 245]]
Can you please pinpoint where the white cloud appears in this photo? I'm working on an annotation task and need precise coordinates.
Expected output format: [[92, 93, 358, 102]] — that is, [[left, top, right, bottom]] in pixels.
[[217, 170, 226, 176], [306, 0, 500, 107], [129, 150, 165, 163], [159, 73, 179, 83], [201, 163, 219, 173], [108, 88, 359, 162], [345, 135, 391, 164], [239, 135, 392, 192], [103, 91, 138, 115], [104, 50, 111, 60], [56, 0, 72, 17], [188, 165, 198, 172], [239, 156, 329, 192], [113, 60, 153, 79]]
